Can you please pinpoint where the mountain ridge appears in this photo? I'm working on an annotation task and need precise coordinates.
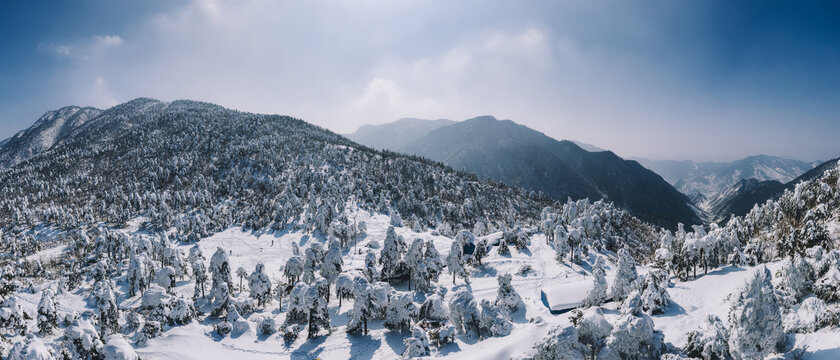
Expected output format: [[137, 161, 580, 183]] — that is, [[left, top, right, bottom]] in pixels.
[[356, 116, 700, 229]]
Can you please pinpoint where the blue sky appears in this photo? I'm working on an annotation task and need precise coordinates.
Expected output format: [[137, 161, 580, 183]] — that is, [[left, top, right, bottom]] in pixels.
[[0, 0, 838, 161]]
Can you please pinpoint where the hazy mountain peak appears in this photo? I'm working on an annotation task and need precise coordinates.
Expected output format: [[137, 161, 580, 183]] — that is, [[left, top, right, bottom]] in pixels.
[[0, 105, 103, 167], [346, 117, 455, 151]]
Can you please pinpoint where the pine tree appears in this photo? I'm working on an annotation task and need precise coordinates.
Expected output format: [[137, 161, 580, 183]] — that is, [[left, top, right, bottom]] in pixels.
[[447, 238, 469, 285], [639, 268, 670, 315], [248, 263, 272, 306], [335, 273, 354, 308], [471, 239, 489, 267], [192, 260, 208, 299], [449, 288, 480, 337], [320, 239, 343, 300], [92, 280, 121, 336], [494, 273, 523, 315], [573, 307, 613, 360], [384, 293, 416, 332], [611, 247, 638, 302], [684, 315, 730, 360], [285, 282, 309, 325], [209, 247, 233, 297], [424, 240, 444, 285], [236, 266, 247, 293], [37, 289, 58, 335], [604, 291, 664, 360], [346, 277, 374, 335], [728, 266, 785, 360], [284, 255, 304, 284], [404, 238, 425, 291], [302, 243, 324, 284], [478, 299, 512, 338], [403, 326, 431, 358], [128, 253, 147, 297], [583, 258, 609, 308], [379, 226, 406, 282], [306, 284, 330, 338]]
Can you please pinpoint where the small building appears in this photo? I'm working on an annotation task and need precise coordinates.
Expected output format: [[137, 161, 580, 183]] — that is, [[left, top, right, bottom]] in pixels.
[[540, 279, 594, 314]]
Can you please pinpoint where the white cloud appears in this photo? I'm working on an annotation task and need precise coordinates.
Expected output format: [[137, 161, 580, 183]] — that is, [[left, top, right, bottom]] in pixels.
[[42, 35, 123, 60], [94, 35, 123, 46], [30, 0, 831, 160]]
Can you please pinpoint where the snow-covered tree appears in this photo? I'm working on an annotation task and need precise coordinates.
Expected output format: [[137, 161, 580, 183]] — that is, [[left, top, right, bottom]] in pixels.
[[155, 266, 176, 291], [191, 260, 208, 299], [385, 292, 416, 331], [419, 294, 449, 323], [285, 282, 310, 325], [773, 255, 811, 307], [335, 273, 354, 307], [210, 282, 232, 318], [604, 291, 664, 360], [346, 277, 374, 335], [684, 315, 731, 360], [424, 240, 444, 286], [169, 296, 196, 325], [583, 258, 608, 308], [284, 255, 303, 284], [478, 299, 512, 338], [302, 243, 324, 284], [236, 266, 247, 293], [572, 307, 613, 360], [379, 226, 406, 282], [449, 288, 480, 336], [127, 254, 147, 297], [728, 266, 785, 360], [639, 268, 670, 315], [532, 325, 588, 360], [447, 238, 469, 284], [404, 238, 425, 291], [248, 263, 272, 306], [403, 326, 431, 358], [320, 239, 343, 299], [363, 250, 378, 282], [305, 283, 330, 338], [91, 280, 120, 336], [259, 317, 277, 336], [494, 273, 523, 315], [209, 247, 233, 297], [37, 289, 58, 335], [0, 297, 26, 335], [390, 208, 403, 227], [471, 238, 489, 267], [611, 247, 638, 302], [497, 237, 511, 255]]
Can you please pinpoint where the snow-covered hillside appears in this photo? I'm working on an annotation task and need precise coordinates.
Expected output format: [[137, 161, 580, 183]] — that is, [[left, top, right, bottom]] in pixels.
[[0, 106, 101, 168], [6, 202, 839, 359], [0, 99, 838, 360]]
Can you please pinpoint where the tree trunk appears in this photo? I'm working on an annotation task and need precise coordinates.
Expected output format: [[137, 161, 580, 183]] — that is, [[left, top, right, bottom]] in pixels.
[[308, 311, 315, 339]]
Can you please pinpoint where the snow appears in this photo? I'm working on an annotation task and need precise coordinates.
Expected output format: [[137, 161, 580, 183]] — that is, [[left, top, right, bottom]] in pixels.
[[6, 208, 840, 359], [541, 279, 593, 313]]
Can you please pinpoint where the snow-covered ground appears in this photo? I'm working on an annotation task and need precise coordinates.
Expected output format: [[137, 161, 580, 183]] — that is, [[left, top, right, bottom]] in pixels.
[[7, 210, 840, 359]]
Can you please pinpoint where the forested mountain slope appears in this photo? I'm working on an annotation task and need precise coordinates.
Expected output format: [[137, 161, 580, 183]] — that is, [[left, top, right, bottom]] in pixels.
[[397, 116, 700, 229]]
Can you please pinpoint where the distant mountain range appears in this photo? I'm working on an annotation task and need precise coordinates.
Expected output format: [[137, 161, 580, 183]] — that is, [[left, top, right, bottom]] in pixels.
[[634, 156, 819, 201], [704, 158, 839, 222], [348, 116, 701, 229]]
